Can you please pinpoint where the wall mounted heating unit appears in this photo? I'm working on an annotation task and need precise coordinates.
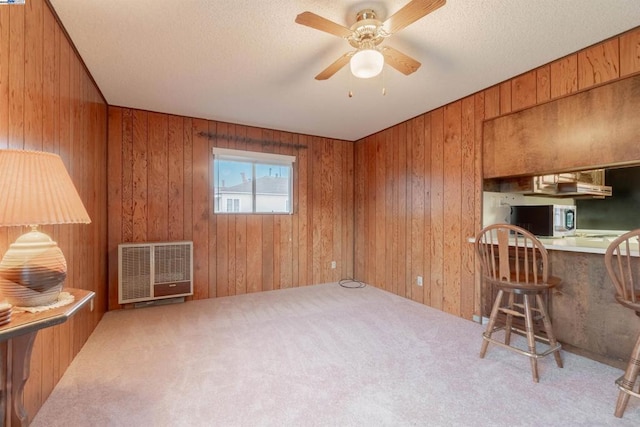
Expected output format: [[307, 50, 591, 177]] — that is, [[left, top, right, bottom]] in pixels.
[[118, 241, 193, 305]]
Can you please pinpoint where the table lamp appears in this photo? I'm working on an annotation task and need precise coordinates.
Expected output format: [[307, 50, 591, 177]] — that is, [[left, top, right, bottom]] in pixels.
[[0, 150, 91, 307]]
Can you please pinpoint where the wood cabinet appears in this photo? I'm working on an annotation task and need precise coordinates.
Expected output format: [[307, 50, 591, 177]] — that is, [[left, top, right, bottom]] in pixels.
[[483, 74, 640, 179]]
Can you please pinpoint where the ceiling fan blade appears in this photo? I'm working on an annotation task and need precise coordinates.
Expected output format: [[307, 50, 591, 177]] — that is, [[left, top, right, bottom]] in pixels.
[[382, 0, 446, 34], [295, 11, 353, 38], [381, 46, 421, 75], [315, 52, 353, 80]]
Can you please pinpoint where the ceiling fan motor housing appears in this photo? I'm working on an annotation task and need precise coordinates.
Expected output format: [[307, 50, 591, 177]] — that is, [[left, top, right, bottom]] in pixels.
[[349, 10, 386, 48]]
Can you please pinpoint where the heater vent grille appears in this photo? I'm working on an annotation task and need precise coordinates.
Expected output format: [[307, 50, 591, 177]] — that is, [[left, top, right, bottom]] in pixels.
[[118, 241, 193, 304], [154, 244, 191, 284], [119, 246, 152, 301]]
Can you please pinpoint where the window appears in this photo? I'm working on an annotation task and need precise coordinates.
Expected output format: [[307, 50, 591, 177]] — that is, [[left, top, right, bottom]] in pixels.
[[212, 147, 295, 214]]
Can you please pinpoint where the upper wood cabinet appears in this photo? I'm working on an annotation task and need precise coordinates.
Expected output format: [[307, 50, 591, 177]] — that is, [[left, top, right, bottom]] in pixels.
[[482, 74, 640, 179]]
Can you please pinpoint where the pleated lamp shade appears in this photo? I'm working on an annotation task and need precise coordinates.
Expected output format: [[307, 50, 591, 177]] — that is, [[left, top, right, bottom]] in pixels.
[[0, 150, 90, 225], [0, 150, 91, 307]]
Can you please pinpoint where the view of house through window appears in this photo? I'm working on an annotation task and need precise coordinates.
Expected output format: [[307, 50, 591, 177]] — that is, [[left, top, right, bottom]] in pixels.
[[212, 147, 295, 214]]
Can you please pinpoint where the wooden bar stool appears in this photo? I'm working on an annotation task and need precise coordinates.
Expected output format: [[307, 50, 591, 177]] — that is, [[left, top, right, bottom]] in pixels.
[[475, 224, 563, 383], [604, 229, 640, 418]]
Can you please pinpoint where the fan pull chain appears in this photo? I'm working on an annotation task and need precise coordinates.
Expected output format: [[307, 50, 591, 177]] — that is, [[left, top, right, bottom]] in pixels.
[[382, 67, 386, 96], [348, 70, 353, 98]]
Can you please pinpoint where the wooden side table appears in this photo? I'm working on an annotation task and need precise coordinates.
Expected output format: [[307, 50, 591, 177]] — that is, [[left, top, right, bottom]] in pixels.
[[0, 288, 94, 426]]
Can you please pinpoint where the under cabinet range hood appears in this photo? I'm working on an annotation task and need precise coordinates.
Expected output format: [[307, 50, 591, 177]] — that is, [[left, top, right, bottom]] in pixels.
[[498, 170, 612, 198], [556, 181, 612, 197], [499, 175, 556, 195]]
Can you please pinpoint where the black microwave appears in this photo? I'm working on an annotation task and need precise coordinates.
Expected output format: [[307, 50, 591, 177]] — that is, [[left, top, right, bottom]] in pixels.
[[510, 205, 576, 237]]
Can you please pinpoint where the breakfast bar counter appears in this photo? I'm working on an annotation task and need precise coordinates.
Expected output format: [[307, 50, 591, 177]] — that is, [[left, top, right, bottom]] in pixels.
[[468, 230, 635, 255], [472, 231, 640, 368], [547, 249, 639, 368], [536, 232, 636, 255]]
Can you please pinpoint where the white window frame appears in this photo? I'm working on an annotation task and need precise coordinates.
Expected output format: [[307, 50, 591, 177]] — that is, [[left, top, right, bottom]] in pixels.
[[212, 147, 295, 214]]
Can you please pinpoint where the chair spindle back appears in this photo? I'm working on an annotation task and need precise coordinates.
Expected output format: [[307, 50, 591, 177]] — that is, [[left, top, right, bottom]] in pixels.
[[605, 230, 640, 314]]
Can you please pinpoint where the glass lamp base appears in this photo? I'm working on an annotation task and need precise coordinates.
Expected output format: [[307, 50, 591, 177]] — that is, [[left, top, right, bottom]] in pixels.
[[0, 228, 67, 307]]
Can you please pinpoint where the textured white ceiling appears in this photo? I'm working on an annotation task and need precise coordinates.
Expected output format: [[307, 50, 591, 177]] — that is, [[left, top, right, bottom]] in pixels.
[[49, 0, 640, 141]]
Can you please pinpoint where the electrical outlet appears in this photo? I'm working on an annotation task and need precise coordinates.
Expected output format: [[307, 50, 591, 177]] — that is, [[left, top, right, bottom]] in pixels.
[[331, 261, 336, 269], [417, 276, 423, 286]]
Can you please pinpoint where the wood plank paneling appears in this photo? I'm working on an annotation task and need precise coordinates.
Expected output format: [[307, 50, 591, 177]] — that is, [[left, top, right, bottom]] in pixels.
[[442, 102, 462, 315], [41, 5, 57, 403], [511, 71, 537, 111], [121, 109, 134, 242], [344, 136, 355, 280], [107, 108, 122, 309], [620, 27, 640, 77], [147, 112, 169, 241], [550, 54, 578, 98], [397, 122, 408, 299], [472, 92, 485, 318], [132, 110, 148, 241], [191, 118, 210, 300], [24, 0, 42, 151], [410, 117, 425, 304], [182, 117, 193, 241], [246, 211, 262, 294], [8, 4, 24, 149], [460, 96, 476, 320], [429, 108, 444, 311], [0, 0, 108, 420], [499, 81, 512, 115], [23, 0, 44, 414], [536, 65, 551, 103], [374, 133, 386, 289], [277, 131, 292, 289], [383, 128, 394, 294], [483, 85, 500, 120], [420, 118, 431, 305], [0, 7, 8, 152], [108, 108, 354, 308], [389, 125, 399, 296], [482, 86, 500, 180], [56, 12, 73, 386], [297, 134, 311, 285], [578, 38, 619, 90], [167, 115, 184, 240], [354, 27, 640, 320]]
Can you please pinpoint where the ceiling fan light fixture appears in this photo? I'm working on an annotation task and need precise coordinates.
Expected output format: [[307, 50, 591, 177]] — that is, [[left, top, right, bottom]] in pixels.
[[350, 49, 384, 79]]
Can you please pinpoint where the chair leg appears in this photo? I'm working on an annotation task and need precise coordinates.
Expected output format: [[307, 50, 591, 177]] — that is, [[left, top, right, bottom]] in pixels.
[[504, 292, 515, 346], [480, 289, 504, 359], [523, 294, 539, 383], [536, 294, 563, 368], [615, 332, 640, 418]]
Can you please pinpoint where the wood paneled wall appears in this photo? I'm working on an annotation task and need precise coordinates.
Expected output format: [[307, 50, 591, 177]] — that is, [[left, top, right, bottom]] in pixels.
[[0, 0, 108, 420], [107, 108, 354, 309], [354, 26, 640, 319]]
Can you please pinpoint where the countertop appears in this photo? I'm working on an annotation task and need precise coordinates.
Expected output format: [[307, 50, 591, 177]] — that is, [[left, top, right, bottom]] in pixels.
[[469, 229, 637, 255]]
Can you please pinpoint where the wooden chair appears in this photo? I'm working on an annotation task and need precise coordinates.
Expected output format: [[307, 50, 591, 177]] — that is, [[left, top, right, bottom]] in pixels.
[[604, 229, 640, 418], [475, 224, 563, 383]]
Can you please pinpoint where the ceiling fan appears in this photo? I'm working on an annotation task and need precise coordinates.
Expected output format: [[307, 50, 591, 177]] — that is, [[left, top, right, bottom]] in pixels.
[[295, 0, 446, 80]]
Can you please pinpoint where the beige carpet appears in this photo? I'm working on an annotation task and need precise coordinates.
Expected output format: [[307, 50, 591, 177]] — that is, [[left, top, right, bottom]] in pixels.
[[32, 282, 639, 426]]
